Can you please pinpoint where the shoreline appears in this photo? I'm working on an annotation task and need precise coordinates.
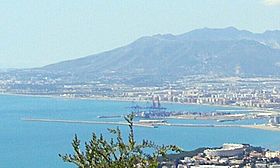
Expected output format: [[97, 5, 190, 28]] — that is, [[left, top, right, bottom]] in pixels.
[[0, 92, 278, 114], [3, 92, 280, 132]]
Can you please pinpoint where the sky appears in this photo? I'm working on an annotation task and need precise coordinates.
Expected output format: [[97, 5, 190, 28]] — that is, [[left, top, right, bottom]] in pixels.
[[1, 0, 280, 68]]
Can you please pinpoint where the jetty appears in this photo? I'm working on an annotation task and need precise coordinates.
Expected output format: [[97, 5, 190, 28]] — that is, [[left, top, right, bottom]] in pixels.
[[21, 118, 156, 128], [21, 118, 280, 132]]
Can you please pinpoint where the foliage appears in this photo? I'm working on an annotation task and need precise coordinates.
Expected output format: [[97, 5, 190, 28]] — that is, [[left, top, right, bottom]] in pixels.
[[59, 114, 181, 168]]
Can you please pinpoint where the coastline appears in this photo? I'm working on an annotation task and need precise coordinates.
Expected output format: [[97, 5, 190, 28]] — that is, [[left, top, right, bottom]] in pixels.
[[0, 92, 278, 113], [3, 92, 280, 132]]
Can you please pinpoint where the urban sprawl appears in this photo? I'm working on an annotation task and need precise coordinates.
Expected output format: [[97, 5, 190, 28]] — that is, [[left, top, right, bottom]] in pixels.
[[1, 74, 280, 111], [3, 73, 280, 167]]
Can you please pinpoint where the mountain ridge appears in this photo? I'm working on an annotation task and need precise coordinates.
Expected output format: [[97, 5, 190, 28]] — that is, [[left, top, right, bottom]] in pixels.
[[31, 27, 280, 84]]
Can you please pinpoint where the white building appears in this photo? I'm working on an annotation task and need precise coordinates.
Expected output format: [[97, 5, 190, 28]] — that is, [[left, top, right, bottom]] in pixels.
[[204, 144, 246, 157], [265, 151, 280, 158]]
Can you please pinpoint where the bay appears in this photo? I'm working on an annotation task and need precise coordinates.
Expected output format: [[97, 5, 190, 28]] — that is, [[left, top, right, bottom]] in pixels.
[[0, 94, 280, 168]]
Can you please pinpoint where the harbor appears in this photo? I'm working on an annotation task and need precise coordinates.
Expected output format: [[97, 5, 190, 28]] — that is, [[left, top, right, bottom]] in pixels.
[[3, 94, 280, 168], [20, 97, 280, 132]]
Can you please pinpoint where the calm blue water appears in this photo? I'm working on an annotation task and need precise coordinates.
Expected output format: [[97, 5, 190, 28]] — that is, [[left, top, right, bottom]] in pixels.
[[1, 94, 280, 168]]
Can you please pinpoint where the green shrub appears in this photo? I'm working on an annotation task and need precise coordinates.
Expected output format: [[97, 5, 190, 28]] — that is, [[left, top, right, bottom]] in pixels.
[[59, 113, 181, 168]]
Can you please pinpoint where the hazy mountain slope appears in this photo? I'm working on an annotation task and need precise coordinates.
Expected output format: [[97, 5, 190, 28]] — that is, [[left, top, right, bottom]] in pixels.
[[41, 27, 280, 83]]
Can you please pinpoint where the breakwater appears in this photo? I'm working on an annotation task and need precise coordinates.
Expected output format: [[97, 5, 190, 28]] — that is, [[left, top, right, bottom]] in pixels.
[[21, 118, 156, 128], [22, 118, 280, 132]]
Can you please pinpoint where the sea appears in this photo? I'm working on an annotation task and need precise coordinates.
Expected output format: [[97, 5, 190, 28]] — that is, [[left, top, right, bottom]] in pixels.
[[1, 94, 280, 168]]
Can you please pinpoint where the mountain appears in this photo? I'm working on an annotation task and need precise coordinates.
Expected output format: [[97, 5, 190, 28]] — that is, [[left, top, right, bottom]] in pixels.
[[33, 27, 280, 84]]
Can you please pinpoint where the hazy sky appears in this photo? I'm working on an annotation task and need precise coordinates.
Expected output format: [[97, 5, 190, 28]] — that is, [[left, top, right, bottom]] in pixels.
[[1, 0, 280, 68]]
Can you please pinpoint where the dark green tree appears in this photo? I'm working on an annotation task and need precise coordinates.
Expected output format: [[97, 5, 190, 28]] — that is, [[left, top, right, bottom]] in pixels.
[[59, 114, 181, 168]]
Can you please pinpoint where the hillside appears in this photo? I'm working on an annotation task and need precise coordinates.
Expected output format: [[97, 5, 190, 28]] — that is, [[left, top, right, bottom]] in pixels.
[[37, 27, 280, 84]]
